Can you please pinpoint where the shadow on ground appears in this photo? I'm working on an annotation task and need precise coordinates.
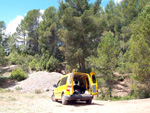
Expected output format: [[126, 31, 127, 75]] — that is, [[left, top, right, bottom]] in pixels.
[[0, 77, 16, 88], [56, 100, 104, 107]]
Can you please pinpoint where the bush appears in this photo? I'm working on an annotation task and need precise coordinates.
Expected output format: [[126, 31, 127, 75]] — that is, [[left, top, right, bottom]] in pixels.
[[15, 86, 22, 91], [40, 54, 49, 70], [0, 88, 5, 93], [132, 86, 150, 99], [46, 56, 60, 72], [29, 58, 37, 70], [8, 51, 19, 64], [34, 89, 42, 94], [8, 52, 34, 72], [29, 56, 42, 71], [11, 68, 27, 81]]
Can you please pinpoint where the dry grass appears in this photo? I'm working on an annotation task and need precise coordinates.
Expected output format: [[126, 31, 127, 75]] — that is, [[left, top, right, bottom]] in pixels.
[[0, 91, 51, 113]]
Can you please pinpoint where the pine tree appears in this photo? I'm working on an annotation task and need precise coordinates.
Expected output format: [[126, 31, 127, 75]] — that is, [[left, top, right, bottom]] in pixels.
[[38, 7, 58, 57], [59, 0, 102, 72], [0, 21, 5, 64], [90, 31, 120, 98], [16, 20, 27, 47], [23, 9, 41, 55], [127, 4, 150, 97]]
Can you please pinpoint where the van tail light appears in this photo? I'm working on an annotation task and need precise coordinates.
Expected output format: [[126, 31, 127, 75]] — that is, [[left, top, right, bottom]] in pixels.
[[67, 85, 70, 91]]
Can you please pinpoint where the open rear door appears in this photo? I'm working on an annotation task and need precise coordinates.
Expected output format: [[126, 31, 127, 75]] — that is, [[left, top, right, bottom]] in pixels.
[[90, 72, 98, 95], [69, 69, 76, 95]]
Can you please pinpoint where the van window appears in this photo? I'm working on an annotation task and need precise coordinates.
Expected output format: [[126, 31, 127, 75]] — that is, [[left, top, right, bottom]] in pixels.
[[92, 75, 96, 83], [57, 80, 60, 87], [60, 76, 68, 86], [86, 78, 89, 89]]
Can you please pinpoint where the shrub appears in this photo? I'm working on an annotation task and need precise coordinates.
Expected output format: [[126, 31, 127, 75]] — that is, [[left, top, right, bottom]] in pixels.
[[0, 88, 5, 93], [35, 62, 42, 71], [11, 68, 27, 81], [29, 58, 37, 70], [46, 56, 60, 72], [15, 86, 22, 91], [8, 51, 19, 64], [40, 54, 49, 70], [132, 86, 150, 99], [29, 56, 42, 71], [35, 89, 42, 94]]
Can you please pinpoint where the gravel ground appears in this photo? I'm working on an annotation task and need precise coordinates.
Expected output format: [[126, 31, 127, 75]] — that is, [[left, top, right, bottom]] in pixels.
[[8, 71, 63, 93], [0, 92, 150, 113]]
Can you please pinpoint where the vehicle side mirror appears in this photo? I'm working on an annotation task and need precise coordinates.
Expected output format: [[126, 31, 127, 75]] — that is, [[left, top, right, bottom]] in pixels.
[[53, 84, 57, 88]]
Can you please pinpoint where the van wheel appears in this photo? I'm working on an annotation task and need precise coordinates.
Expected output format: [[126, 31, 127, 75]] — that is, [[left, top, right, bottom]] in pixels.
[[51, 93, 57, 102], [62, 94, 68, 105], [86, 100, 92, 104]]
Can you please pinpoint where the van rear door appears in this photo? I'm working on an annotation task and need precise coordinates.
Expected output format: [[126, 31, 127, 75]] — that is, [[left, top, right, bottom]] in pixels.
[[90, 72, 98, 95], [69, 70, 76, 95]]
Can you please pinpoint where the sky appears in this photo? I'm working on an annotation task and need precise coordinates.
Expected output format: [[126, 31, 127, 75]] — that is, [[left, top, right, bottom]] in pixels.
[[0, 0, 122, 35]]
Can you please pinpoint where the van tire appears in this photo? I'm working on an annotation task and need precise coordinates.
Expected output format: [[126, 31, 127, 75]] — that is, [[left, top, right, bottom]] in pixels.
[[62, 94, 68, 105], [51, 93, 57, 102], [86, 99, 92, 104]]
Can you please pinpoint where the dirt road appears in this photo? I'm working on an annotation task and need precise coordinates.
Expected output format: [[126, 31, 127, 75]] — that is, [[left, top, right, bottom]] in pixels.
[[0, 92, 150, 113]]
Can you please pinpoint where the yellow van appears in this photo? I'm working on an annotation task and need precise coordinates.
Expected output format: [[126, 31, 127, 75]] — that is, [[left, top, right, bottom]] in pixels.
[[51, 70, 98, 105]]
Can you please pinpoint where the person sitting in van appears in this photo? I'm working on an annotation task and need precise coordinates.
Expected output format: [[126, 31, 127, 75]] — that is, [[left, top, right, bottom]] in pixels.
[[80, 81, 86, 94], [74, 81, 80, 94]]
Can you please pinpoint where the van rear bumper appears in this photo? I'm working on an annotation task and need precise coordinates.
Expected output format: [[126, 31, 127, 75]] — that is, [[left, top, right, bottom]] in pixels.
[[64, 94, 93, 101]]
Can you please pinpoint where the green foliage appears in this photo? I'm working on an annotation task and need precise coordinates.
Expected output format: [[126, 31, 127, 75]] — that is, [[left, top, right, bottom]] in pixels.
[[29, 58, 37, 70], [126, 4, 150, 98], [0, 88, 5, 93], [11, 68, 27, 81], [89, 31, 120, 97], [8, 51, 33, 72], [59, 1, 102, 72], [0, 21, 5, 42], [29, 54, 42, 71], [39, 53, 49, 70], [0, 21, 6, 65], [38, 7, 59, 57], [0, 45, 5, 64], [17, 9, 41, 55], [111, 95, 134, 101], [15, 86, 22, 91], [29, 54, 60, 72], [97, 94, 134, 101], [132, 87, 150, 99], [8, 51, 19, 65], [34, 89, 42, 94], [46, 56, 59, 71]]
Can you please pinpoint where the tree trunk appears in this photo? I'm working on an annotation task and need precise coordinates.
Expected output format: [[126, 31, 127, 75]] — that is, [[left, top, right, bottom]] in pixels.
[[81, 56, 86, 73]]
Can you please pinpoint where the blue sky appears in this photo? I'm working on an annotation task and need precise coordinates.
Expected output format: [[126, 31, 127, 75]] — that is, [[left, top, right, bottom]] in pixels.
[[0, 0, 115, 24], [0, 0, 121, 34]]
